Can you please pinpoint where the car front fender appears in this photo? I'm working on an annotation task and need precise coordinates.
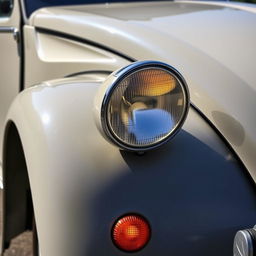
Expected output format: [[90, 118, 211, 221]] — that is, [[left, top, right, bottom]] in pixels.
[[3, 75, 256, 256]]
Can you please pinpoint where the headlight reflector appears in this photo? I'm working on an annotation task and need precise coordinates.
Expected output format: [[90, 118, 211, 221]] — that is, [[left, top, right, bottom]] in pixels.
[[95, 61, 189, 151]]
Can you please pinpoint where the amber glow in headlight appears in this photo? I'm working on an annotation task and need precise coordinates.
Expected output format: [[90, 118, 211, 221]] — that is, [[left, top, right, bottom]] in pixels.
[[132, 69, 176, 96], [95, 61, 189, 151]]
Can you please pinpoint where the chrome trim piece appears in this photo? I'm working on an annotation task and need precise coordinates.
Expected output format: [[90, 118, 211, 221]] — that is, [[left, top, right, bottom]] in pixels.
[[233, 230, 254, 256], [0, 27, 14, 33], [0, 26, 19, 42], [99, 60, 190, 151]]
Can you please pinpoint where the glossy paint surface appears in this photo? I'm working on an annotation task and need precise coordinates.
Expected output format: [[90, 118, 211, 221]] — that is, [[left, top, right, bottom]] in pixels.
[[1, 1, 255, 255], [5, 77, 256, 256], [23, 25, 130, 88], [29, 1, 256, 181]]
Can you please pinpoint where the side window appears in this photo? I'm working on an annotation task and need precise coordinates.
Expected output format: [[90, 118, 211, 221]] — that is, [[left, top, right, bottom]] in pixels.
[[0, 0, 13, 17]]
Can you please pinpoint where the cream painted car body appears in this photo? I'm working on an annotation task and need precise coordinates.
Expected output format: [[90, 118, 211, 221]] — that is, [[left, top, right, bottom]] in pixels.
[[0, 1, 256, 256]]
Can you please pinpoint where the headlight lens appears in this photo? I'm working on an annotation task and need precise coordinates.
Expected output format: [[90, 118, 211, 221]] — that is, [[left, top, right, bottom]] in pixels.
[[97, 61, 189, 151]]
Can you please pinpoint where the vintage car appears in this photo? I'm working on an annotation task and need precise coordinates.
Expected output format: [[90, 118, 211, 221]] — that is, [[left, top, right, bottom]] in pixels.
[[0, 0, 256, 255]]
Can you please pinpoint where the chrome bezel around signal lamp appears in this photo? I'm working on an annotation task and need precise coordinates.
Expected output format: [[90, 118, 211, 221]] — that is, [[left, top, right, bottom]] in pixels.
[[94, 60, 190, 152]]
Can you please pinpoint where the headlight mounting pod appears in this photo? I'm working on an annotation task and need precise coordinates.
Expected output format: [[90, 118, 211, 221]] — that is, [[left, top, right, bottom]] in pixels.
[[94, 61, 190, 151]]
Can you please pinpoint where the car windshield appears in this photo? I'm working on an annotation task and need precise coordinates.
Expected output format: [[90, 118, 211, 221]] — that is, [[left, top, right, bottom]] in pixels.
[[24, 0, 174, 17]]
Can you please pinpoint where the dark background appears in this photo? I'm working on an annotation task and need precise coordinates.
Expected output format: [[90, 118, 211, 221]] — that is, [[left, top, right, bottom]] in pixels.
[[235, 0, 256, 4]]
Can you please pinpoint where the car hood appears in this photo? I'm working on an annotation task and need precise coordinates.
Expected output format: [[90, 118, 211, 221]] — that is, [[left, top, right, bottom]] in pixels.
[[29, 1, 256, 181]]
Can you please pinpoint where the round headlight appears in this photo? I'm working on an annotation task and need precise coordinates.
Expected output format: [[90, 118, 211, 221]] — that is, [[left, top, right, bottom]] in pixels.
[[95, 61, 189, 151]]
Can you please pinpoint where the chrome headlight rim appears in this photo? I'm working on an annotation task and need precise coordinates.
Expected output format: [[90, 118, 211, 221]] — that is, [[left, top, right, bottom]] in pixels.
[[100, 60, 190, 151]]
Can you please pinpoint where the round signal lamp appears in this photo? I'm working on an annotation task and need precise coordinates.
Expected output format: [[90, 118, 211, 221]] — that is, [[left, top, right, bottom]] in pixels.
[[112, 214, 151, 252]]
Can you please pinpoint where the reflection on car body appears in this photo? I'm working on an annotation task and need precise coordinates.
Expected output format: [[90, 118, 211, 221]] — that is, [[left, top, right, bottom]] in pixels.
[[0, 0, 256, 255]]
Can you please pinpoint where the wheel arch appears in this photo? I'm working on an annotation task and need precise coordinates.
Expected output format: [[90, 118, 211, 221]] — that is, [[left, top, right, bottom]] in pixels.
[[2, 121, 33, 251], [0, 75, 106, 254]]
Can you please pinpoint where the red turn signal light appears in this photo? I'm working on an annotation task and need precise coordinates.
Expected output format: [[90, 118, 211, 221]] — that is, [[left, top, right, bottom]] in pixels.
[[112, 214, 151, 252]]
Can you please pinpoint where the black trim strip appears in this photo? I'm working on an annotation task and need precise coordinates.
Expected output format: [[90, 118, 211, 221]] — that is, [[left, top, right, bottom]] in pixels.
[[65, 70, 112, 78], [20, 15, 25, 92], [36, 27, 136, 63], [191, 103, 256, 186]]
